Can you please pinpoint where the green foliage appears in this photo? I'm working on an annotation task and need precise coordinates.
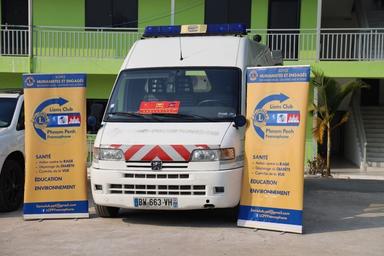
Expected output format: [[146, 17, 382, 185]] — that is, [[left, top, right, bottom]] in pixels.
[[309, 69, 367, 176], [311, 69, 366, 119], [306, 155, 326, 176]]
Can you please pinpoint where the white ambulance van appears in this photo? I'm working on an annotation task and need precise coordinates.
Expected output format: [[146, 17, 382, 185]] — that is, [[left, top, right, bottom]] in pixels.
[[90, 24, 279, 217]]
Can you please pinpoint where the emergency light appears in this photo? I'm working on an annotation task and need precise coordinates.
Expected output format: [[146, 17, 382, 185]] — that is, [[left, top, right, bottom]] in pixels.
[[143, 23, 247, 37], [144, 25, 181, 37]]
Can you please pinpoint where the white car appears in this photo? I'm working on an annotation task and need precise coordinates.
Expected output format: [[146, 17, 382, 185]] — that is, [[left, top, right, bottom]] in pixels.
[[0, 89, 25, 212]]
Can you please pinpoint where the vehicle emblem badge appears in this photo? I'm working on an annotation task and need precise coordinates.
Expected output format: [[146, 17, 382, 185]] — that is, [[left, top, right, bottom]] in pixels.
[[151, 161, 162, 171]]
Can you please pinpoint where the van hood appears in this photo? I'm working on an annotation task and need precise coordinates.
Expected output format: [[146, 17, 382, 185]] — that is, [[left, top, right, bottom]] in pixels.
[[99, 122, 232, 161]]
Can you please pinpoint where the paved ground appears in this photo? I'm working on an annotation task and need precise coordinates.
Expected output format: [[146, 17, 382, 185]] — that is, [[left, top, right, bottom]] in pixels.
[[330, 158, 384, 180], [0, 178, 383, 256]]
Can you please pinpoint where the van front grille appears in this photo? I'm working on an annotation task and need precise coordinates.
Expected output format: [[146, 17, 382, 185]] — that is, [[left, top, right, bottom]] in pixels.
[[124, 173, 189, 179], [108, 184, 206, 196], [125, 161, 188, 171]]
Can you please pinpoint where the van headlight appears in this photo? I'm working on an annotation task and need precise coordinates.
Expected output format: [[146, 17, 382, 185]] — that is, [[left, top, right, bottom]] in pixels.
[[190, 148, 235, 162], [94, 147, 124, 161]]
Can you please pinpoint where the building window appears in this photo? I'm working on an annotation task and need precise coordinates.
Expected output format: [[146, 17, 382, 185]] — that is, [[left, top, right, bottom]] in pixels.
[[1, 0, 28, 55], [204, 0, 252, 28], [268, 0, 301, 60], [1, 0, 28, 26], [85, 0, 138, 28], [268, 0, 300, 29]]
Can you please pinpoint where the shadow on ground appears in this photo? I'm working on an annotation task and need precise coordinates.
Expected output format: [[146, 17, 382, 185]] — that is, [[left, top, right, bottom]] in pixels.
[[303, 178, 384, 234], [120, 178, 384, 233], [120, 207, 238, 228], [0, 209, 22, 218]]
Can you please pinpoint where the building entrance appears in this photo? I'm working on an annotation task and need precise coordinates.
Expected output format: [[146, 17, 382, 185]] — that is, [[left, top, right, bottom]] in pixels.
[[361, 79, 382, 106]]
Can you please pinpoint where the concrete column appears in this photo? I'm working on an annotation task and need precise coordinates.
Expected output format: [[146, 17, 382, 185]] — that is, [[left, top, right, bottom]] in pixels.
[[316, 0, 322, 61], [28, 0, 33, 72], [171, 0, 175, 25], [299, 0, 320, 60], [250, 0, 269, 43]]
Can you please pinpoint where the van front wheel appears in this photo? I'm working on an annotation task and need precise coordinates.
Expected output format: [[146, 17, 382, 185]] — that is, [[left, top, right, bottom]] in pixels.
[[95, 204, 119, 218], [0, 159, 24, 212]]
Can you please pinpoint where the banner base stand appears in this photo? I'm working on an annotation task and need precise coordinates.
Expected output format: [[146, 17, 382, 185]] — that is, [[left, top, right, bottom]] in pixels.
[[23, 200, 89, 220], [237, 219, 302, 234], [24, 213, 89, 220]]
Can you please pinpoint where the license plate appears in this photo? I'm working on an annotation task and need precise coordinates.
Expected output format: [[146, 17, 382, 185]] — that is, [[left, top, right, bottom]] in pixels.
[[133, 197, 178, 209]]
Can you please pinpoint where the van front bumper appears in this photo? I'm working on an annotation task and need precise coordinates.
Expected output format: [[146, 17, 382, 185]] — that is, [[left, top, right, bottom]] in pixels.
[[90, 167, 243, 210]]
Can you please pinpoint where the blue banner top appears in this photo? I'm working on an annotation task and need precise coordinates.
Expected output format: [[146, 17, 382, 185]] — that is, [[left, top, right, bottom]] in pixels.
[[247, 66, 310, 83], [23, 73, 86, 89]]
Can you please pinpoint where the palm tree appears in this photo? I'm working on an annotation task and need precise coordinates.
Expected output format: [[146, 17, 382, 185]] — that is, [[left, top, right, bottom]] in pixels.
[[310, 70, 366, 176]]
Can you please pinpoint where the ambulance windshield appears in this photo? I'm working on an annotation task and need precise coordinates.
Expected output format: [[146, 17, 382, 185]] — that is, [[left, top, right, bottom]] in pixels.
[[105, 67, 241, 122]]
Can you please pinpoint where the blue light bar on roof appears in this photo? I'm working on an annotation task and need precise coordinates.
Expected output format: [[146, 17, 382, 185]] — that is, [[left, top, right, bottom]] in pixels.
[[207, 23, 246, 34], [143, 23, 246, 37], [144, 25, 181, 37]]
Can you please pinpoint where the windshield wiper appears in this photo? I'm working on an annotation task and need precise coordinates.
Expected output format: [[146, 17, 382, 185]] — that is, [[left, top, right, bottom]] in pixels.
[[150, 113, 216, 122], [106, 111, 160, 121]]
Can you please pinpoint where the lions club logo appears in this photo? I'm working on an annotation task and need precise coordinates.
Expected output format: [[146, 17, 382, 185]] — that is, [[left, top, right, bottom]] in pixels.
[[25, 76, 35, 87], [248, 70, 258, 82]]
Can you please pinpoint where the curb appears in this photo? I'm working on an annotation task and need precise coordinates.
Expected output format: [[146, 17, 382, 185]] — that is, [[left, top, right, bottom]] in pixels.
[[305, 173, 384, 181]]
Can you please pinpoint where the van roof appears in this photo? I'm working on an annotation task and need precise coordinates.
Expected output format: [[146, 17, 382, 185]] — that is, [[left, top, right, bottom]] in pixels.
[[122, 35, 248, 70], [0, 93, 20, 98], [0, 88, 23, 98]]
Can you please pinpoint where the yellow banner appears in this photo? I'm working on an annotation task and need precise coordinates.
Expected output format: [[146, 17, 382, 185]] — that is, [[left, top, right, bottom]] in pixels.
[[238, 66, 310, 233], [23, 73, 89, 219]]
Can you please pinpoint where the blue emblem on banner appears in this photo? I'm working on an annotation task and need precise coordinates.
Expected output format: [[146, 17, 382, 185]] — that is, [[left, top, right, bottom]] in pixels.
[[23, 73, 86, 88]]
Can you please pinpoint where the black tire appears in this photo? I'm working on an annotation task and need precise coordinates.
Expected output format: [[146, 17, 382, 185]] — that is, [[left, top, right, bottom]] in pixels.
[[95, 204, 119, 218], [0, 159, 24, 212]]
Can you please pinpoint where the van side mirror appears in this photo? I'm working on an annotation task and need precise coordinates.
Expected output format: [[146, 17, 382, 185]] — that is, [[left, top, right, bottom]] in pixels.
[[88, 116, 97, 130], [233, 115, 246, 129]]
